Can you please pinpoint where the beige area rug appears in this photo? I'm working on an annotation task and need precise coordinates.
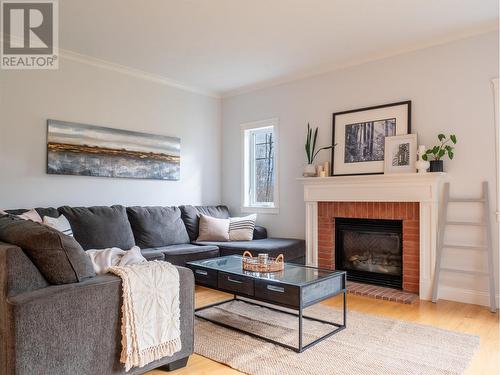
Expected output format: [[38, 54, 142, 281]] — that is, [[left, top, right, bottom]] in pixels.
[[194, 300, 479, 375]]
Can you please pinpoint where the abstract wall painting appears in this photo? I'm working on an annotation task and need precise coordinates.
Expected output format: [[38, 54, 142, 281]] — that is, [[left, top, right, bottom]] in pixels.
[[47, 120, 180, 180], [332, 101, 411, 176]]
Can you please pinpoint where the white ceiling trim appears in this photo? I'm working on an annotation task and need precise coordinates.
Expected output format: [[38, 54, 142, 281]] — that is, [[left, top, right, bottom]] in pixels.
[[222, 23, 499, 98], [60, 49, 221, 99]]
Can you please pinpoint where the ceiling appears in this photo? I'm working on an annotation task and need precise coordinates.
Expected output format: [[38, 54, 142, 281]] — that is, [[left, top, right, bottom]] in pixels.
[[60, 0, 499, 97]]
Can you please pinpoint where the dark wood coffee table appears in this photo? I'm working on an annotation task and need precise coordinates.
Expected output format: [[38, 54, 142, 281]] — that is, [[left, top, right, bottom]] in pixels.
[[187, 255, 346, 353]]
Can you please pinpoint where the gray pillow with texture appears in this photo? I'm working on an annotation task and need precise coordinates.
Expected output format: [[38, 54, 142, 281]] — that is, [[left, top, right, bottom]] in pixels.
[[58, 205, 135, 250], [127, 206, 190, 248], [0, 215, 95, 284]]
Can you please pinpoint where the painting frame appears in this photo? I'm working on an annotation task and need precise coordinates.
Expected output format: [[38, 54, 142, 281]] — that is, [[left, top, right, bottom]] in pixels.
[[383, 134, 417, 174], [46, 119, 181, 180], [331, 101, 411, 176]]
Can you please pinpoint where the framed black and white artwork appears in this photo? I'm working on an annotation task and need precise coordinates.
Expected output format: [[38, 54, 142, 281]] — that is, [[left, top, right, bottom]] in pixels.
[[331, 101, 411, 176], [383, 134, 417, 174]]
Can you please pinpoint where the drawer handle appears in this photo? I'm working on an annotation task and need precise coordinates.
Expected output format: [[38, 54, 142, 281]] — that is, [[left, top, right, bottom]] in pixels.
[[227, 277, 243, 284], [195, 270, 208, 276], [267, 285, 285, 293]]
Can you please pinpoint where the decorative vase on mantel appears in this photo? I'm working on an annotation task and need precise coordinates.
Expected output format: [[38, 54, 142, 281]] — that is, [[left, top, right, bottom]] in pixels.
[[415, 145, 430, 173], [303, 164, 316, 177]]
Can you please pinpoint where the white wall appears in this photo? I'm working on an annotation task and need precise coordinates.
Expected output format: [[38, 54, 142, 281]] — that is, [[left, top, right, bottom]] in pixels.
[[222, 32, 499, 305], [0, 57, 222, 208]]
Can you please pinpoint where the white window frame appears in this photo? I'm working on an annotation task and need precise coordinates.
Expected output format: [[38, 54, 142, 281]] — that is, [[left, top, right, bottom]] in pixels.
[[241, 118, 279, 214]]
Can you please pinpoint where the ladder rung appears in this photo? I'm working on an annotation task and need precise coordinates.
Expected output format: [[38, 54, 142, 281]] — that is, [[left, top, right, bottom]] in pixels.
[[448, 198, 485, 203], [446, 221, 486, 227], [440, 267, 489, 276], [442, 244, 487, 251]]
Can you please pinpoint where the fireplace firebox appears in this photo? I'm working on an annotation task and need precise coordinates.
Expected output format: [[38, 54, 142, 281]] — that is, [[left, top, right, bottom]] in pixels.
[[335, 218, 403, 289]]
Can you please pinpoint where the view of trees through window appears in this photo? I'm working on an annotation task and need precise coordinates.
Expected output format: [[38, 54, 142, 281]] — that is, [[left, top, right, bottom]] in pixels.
[[252, 128, 274, 204]]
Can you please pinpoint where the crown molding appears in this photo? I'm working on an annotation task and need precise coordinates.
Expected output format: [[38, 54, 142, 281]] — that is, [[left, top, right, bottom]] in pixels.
[[0, 33, 220, 98], [59, 49, 221, 98], [222, 23, 499, 99]]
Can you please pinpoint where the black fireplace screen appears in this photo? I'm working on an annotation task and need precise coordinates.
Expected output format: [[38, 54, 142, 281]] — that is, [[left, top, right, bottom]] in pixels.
[[335, 218, 402, 289]]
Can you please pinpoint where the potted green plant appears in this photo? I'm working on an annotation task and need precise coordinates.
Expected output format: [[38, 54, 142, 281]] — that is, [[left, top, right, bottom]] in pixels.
[[304, 123, 335, 176], [421, 133, 457, 172]]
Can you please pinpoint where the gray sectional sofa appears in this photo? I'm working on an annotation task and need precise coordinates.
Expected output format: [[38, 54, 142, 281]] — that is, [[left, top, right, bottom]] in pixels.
[[0, 204, 305, 374]]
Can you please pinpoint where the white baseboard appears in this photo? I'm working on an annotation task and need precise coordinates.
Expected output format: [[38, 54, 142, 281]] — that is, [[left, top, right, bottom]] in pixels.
[[437, 285, 499, 308]]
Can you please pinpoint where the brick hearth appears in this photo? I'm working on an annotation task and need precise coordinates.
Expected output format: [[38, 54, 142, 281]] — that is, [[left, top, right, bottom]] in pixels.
[[317, 202, 420, 293]]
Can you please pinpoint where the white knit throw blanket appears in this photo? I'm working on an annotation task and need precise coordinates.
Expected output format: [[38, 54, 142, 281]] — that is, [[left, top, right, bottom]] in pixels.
[[109, 261, 182, 371]]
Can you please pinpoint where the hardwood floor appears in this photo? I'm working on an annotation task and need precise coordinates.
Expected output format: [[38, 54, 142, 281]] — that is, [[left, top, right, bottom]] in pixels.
[[148, 286, 499, 375]]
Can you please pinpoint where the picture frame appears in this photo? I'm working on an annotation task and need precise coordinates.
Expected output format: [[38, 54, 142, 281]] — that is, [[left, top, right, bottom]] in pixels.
[[331, 101, 411, 176], [47, 119, 181, 180], [383, 134, 417, 174]]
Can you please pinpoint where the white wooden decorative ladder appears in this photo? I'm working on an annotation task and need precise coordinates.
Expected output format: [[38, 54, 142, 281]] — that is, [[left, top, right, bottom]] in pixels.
[[432, 182, 497, 312]]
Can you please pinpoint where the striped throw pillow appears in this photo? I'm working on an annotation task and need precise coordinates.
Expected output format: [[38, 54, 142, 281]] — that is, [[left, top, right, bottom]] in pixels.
[[43, 215, 74, 237], [229, 214, 257, 241]]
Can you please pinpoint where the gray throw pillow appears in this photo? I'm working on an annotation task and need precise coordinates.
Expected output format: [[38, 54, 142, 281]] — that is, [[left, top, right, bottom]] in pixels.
[[127, 206, 190, 248], [58, 205, 135, 250], [0, 215, 95, 284]]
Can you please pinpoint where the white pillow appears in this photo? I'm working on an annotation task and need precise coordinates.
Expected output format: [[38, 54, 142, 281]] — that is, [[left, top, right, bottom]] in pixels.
[[17, 209, 43, 223], [196, 214, 230, 242], [43, 215, 74, 237], [229, 214, 257, 241]]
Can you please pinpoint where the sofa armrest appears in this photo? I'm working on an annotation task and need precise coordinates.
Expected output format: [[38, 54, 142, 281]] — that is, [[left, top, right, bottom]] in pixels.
[[0, 242, 48, 298], [253, 225, 268, 240], [3, 266, 194, 374]]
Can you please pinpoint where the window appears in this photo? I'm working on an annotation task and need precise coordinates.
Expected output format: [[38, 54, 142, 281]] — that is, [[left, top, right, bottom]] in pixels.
[[241, 119, 279, 213]]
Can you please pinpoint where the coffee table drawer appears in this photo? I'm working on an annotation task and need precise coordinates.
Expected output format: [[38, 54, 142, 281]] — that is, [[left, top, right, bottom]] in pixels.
[[218, 272, 254, 296], [191, 267, 217, 288], [255, 280, 300, 308]]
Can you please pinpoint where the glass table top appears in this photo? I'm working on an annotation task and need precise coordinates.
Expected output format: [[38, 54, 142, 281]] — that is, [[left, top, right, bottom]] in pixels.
[[187, 255, 345, 286]]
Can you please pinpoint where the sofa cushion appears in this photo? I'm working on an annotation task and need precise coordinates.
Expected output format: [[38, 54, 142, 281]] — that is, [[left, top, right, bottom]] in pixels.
[[0, 215, 95, 284], [179, 205, 230, 241], [253, 225, 268, 240], [193, 238, 305, 263], [144, 244, 219, 266], [140, 248, 165, 261], [127, 206, 190, 248], [58, 205, 135, 250]]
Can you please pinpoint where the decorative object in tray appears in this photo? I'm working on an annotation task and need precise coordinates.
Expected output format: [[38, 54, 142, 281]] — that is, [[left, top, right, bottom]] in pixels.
[[242, 251, 284, 272]]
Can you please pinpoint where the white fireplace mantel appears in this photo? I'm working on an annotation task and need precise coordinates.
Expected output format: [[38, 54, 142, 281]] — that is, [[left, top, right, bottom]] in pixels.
[[298, 173, 447, 300]]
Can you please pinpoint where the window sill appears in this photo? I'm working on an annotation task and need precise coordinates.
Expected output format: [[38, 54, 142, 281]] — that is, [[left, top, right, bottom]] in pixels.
[[241, 206, 279, 215]]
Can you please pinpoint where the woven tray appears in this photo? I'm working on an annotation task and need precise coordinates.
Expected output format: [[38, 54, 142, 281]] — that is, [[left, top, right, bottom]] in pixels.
[[242, 251, 284, 272]]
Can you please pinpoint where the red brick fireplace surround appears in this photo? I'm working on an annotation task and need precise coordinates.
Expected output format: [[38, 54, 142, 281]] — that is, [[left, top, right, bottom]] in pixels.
[[317, 202, 420, 293]]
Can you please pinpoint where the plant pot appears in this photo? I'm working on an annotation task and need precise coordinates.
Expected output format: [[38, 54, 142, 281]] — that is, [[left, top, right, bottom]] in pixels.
[[303, 164, 316, 177], [429, 160, 443, 172]]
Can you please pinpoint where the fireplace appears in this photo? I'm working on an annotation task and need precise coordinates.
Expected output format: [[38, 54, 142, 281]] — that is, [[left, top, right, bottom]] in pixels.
[[335, 218, 403, 289]]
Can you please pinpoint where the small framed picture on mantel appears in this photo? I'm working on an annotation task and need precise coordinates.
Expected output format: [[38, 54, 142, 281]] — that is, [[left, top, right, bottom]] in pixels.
[[384, 134, 417, 174], [331, 101, 411, 176]]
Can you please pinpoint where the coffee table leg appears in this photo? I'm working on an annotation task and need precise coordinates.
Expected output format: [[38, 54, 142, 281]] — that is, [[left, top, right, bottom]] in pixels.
[[298, 307, 303, 352], [343, 288, 347, 327]]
